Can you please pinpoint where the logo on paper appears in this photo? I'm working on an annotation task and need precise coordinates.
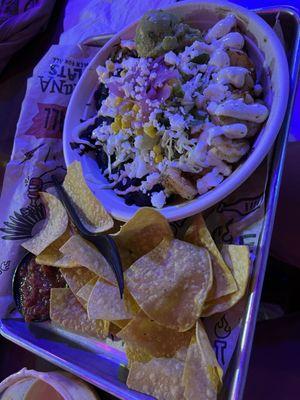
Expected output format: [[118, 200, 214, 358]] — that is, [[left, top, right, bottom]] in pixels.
[[0, 260, 10, 275], [214, 315, 231, 338], [213, 315, 232, 366], [214, 340, 227, 366], [212, 193, 264, 244], [24, 103, 66, 139], [0, 166, 65, 241], [38, 57, 88, 96], [217, 194, 263, 216]]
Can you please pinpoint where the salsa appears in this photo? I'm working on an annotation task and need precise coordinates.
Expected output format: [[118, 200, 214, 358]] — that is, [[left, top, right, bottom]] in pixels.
[[19, 257, 65, 322]]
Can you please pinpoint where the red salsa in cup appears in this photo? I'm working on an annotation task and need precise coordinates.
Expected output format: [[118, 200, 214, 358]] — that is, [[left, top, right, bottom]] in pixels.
[[19, 256, 65, 322]]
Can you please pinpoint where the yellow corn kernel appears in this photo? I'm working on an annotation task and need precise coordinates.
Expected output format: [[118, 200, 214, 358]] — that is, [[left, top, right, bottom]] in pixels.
[[144, 125, 157, 138], [121, 117, 131, 129], [153, 144, 161, 154], [115, 115, 122, 125], [169, 78, 179, 85], [121, 103, 132, 112], [132, 104, 140, 113], [115, 97, 123, 106], [154, 154, 163, 163], [135, 128, 143, 135], [111, 121, 120, 133], [106, 60, 115, 72]]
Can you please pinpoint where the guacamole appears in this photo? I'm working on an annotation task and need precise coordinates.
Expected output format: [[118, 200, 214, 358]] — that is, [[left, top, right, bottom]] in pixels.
[[135, 10, 202, 58]]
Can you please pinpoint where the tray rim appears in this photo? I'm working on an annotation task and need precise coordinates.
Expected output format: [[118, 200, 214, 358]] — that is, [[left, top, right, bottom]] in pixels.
[[1, 5, 300, 400], [227, 5, 300, 399]]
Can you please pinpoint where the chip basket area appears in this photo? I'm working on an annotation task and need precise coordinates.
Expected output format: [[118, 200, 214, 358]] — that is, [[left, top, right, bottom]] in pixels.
[[1, 6, 300, 400]]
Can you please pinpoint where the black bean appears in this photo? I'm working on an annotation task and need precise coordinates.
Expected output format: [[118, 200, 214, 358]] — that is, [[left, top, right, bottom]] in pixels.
[[95, 147, 109, 173], [93, 83, 109, 111], [124, 184, 164, 207], [124, 191, 152, 206]]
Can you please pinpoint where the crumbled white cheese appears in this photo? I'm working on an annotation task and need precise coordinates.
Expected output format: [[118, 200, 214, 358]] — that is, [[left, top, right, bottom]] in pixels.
[[179, 61, 199, 76], [134, 155, 149, 178], [197, 168, 224, 194], [91, 122, 111, 140], [122, 57, 139, 71], [136, 76, 145, 86], [149, 72, 157, 80], [134, 135, 144, 149], [96, 65, 109, 82], [182, 76, 202, 103], [151, 191, 166, 208], [141, 172, 160, 191], [124, 157, 149, 179], [166, 112, 186, 132], [193, 40, 213, 54], [99, 101, 117, 118], [122, 82, 133, 97]]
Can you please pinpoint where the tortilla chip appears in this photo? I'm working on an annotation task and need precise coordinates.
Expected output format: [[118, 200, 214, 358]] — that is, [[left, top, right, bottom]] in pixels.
[[183, 321, 223, 400], [50, 288, 109, 338], [35, 227, 78, 267], [60, 267, 96, 295], [22, 192, 68, 255], [109, 322, 122, 336], [76, 277, 98, 307], [87, 279, 133, 321], [113, 319, 131, 329], [125, 343, 152, 365], [126, 239, 212, 331], [112, 208, 173, 269], [124, 290, 140, 315], [127, 352, 186, 400], [184, 214, 237, 301], [60, 234, 116, 284], [63, 161, 113, 233], [203, 245, 250, 316], [117, 310, 193, 358], [197, 321, 223, 385]]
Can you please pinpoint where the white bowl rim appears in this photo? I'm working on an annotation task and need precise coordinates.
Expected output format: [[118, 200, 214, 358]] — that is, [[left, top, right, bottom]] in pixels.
[[63, 0, 289, 222]]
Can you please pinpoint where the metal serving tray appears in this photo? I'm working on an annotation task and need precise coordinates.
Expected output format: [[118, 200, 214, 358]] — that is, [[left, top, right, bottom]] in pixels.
[[1, 6, 299, 400]]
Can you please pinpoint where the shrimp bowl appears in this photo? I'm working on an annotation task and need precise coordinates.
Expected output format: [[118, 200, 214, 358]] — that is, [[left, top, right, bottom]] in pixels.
[[63, 1, 289, 221]]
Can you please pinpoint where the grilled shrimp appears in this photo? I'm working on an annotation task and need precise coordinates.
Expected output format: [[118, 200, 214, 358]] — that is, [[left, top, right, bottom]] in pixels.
[[227, 49, 255, 75], [162, 168, 197, 199], [210, 136, 250, 163], [211, 115, 260, 138]]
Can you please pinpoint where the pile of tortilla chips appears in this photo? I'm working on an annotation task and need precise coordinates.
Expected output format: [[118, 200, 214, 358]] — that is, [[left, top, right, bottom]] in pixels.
[[21, 161, 250, 400]]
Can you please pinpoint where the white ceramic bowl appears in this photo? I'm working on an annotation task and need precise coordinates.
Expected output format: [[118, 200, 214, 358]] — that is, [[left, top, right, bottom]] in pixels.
[[63, 0, 289, 222]]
